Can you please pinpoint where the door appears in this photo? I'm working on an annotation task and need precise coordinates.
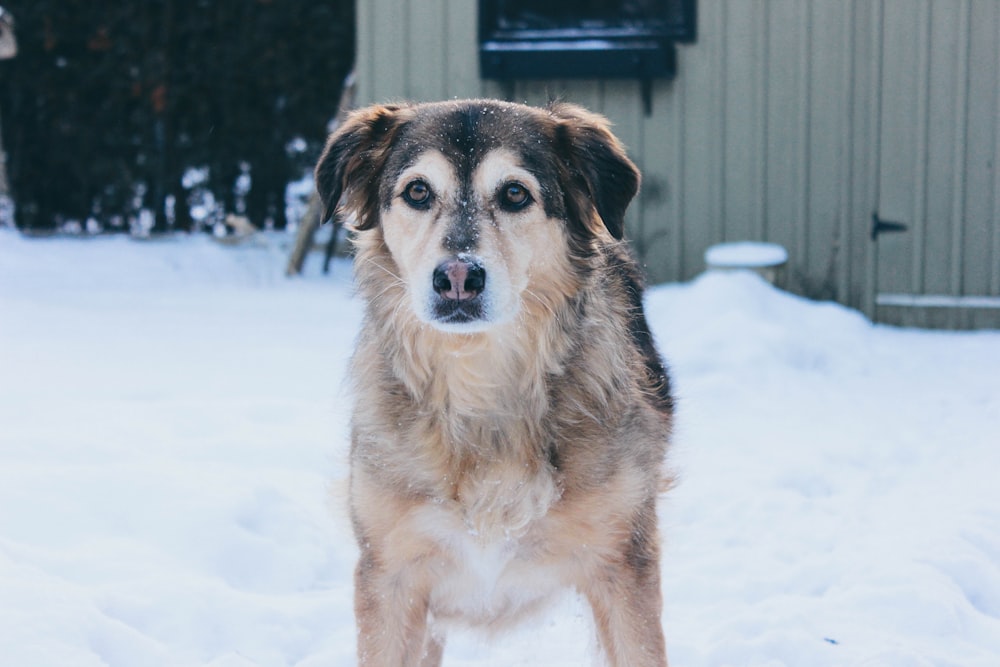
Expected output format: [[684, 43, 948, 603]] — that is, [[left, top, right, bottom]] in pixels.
[[872, 0, 1000, 329]]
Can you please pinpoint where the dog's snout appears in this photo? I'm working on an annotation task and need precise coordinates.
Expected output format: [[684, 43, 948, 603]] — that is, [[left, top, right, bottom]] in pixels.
[[433, 259, 486, 302]]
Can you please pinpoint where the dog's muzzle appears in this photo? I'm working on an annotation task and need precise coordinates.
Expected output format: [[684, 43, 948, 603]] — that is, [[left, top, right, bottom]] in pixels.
[[431, 257, 486, 325]]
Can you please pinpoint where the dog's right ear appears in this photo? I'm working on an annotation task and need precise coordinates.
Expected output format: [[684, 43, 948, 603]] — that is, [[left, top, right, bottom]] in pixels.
[[548, 102, 640, 241], [314, 104, 407, 230]]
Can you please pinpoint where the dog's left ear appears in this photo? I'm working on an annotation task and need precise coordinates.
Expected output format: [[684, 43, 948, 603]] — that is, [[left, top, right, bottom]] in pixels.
[[549, 102, 640, 240], [314, 104, 408, 230]]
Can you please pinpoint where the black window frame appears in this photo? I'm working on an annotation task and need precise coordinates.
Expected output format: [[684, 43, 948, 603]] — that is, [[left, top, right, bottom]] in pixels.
[[478, 0, 697, 83]]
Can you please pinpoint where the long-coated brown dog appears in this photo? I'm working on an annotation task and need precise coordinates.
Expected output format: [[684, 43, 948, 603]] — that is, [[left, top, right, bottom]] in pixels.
[[315, 99, 673, 666]]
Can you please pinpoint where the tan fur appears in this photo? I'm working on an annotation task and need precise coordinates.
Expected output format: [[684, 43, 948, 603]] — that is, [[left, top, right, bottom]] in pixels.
[[316, 99, 672, 666]]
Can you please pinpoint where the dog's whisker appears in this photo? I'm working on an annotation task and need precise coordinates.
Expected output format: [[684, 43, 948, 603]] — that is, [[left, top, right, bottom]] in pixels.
[[366, 278, 407, 304], [522, 288, 559, 320], [355, 257, 403, 282], [359, 256, 405, 284]]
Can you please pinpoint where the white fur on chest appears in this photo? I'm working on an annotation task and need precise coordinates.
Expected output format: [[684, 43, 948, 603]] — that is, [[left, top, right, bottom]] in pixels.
[[408, 499, 563, 626]]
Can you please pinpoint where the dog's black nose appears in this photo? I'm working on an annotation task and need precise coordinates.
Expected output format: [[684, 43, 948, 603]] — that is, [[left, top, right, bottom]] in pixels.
[[433, 259, 486, 301]]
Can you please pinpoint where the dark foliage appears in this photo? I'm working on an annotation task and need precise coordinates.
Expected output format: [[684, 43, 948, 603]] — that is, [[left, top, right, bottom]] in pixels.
[[0, 0, 354, 232]]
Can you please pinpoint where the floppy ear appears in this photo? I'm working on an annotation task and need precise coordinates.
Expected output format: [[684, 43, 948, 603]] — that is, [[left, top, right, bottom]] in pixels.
[[314, 104, 407, 230], [549, 102, 640, 240]]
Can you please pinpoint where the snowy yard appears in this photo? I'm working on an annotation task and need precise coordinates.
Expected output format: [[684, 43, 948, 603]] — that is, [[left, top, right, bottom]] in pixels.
[[1, 229, 999, 667]]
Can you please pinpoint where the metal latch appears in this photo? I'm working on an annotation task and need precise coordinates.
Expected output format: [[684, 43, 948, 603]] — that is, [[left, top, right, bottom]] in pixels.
[[871, 212, 908, 241]]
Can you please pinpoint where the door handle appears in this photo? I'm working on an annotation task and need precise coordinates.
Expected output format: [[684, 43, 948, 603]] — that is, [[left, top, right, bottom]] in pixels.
[[871, 213, 908, 241]]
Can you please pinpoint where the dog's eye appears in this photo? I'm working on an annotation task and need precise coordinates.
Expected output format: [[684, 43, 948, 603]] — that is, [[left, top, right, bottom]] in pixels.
[[499, 182, 531, 210], [402, 180, 433, 208]]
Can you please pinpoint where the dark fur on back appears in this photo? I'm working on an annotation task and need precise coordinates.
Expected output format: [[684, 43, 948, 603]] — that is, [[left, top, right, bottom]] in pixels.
[[315, 99, 672, 667]]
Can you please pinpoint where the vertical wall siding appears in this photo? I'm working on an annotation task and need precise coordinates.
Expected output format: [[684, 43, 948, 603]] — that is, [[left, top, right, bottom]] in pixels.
[[861, 0, 885, 318], [994, 2, 1000, 300], [966, 1, 1000, 299], [949, 0, 970, 300], [356, 0, 999, 324], [874, 0, 999, 327], [764, 0, 806, 285], [962, 0, 999, 329], [874, 0, 914, 298]]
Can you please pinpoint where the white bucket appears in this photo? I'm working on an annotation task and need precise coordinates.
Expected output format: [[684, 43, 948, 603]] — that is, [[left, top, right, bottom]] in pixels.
[[705, 242, 788, 286]]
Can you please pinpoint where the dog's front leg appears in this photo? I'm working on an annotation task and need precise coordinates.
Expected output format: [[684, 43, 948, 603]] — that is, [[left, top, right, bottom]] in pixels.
[[583, 566, 667, 667], [355, 550, 443, 667], [581, 506, 667, 667]]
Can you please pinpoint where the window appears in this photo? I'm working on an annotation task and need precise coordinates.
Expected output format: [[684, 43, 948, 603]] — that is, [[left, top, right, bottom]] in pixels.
[[479, 0, 696, 81]]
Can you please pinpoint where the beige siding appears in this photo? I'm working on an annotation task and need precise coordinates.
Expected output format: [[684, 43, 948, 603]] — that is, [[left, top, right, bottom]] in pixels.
[[355, 0, 1000, 328], [874, 0, 1000, 328]]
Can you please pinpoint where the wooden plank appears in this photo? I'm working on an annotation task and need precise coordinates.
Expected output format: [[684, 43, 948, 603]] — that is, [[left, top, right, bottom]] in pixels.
[[862, 0, 884, 321], [877, 0, 923, 298], [909, 0, 932, 297], [549, 80, 575, 105], [795, 0, 813, 286], [369, 0, 408, 101], [409, 0, 447, 101], [444, 0, 481, 99], [763, 0, 806, 271], [480, 80, 508, 101], [355, 0, 375, 104], [565, 80, 602, 111], [753, 4, 769, 244], [518, 81, 552, 108], [509, 81, 526, 105], [837, 0, 857, 306], [921, 0, 962, 296], [876, 301, 1000, 330], [601, 80, 644, 254], [969, 310, 1000, 330], [679, 0, 725, 280], [877, 293, 1000, 309], [640, 78, 683, 285], [805, 0, 851, 301], [994, 0, 1000, 297], [668, 67, 687, 284], [949, 0, 971, 298], [721, 0, 765, 244], [963, 0, 1000, 297]]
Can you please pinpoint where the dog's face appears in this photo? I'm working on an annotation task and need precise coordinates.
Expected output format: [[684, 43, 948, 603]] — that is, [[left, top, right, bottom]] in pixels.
[[315, 100, 639, 333]]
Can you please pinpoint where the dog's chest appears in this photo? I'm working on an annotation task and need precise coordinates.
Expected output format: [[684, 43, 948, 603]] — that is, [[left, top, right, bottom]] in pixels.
[[409, 499, 563, 624]]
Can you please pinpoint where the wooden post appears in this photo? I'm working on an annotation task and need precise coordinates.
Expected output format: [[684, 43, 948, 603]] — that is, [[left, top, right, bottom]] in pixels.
[[0, 106, 9, 200], [285, 193, 323, 275], [0, 7, 14, 60], [286, 71, 356, 276], [0, 7, 17, 217]]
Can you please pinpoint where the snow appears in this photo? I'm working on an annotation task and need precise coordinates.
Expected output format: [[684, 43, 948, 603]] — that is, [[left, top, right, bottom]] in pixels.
[[704, 242, 789, 268], [2, 229, 999, 666]]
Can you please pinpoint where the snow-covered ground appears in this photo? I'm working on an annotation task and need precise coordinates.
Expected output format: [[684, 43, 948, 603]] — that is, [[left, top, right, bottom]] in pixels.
[[1, 229, 999, 667]]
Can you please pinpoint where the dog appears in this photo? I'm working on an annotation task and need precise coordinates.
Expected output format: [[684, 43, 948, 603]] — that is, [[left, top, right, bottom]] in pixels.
[[315, 99, 673, 667]]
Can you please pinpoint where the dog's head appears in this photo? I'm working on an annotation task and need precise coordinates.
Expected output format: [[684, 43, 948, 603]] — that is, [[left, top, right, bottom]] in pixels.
[[315, 99, 639, 333]]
